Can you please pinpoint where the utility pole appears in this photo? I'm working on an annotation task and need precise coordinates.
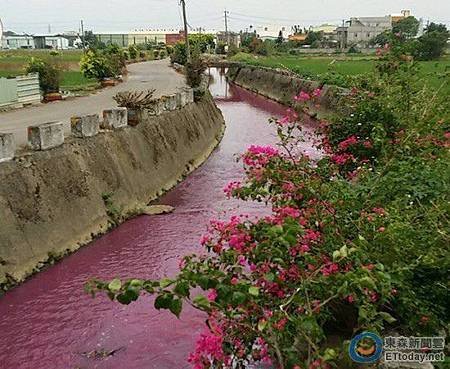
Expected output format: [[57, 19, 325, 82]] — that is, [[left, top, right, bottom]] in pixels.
[[81, 20, 86, 52], [340, 19, 345, 51], [180, 0, 191, 63], [224, 10, 230, 45]]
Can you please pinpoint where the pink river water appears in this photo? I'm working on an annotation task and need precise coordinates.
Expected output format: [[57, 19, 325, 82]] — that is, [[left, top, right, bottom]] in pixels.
[[0, 68, 319, 369]]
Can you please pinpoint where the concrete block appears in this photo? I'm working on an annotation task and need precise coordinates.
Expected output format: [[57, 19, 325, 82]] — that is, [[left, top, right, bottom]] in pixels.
[[163, 94, 177, 111], [0, 133, 16, 163], [28, 122, 64, 151], [102, 107, 128, 129], [146, 99, 163, 116], [176, 91, 187, 109], [71, 114, 100, 138], [183, 88, 194, 104]]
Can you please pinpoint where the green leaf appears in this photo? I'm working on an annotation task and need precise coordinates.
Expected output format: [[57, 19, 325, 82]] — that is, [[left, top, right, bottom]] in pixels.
[[154, 294, 173, 310], [332, 250, 341, 260], [174, 281, 190, 298], [248, 286, 260, 297], [160, 278, 174, 288], [108, 279, 122, 293], [379, 312, 397, 324], [193, 295, 210, 309], [196, 275, 210, 290], [258, 319, 268, 331], [339, 245, 348, 258], [232, 291, 247, 305], [169, 299, 183, 318]]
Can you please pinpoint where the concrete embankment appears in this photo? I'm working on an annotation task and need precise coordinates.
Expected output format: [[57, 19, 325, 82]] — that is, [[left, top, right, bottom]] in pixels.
[[0, 94, 225, 288], [226, 65, 347, 113]]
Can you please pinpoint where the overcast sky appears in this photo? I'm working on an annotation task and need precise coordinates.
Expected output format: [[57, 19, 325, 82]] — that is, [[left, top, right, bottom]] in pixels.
[[1, 0, 449, 34]]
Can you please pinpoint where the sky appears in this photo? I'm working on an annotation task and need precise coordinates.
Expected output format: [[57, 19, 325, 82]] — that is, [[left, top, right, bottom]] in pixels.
[[1, 0, 449, 34]]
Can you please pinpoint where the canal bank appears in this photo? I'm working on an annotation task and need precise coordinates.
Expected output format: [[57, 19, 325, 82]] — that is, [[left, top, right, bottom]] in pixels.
[[0, 93, 225, 288], [0, 68, 320, 369]]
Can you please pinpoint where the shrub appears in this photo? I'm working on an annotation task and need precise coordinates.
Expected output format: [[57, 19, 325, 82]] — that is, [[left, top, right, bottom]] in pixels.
[[413, 23, 450, 60], [87, 48, 449, 369], [153, 50, 160, 59], [215, 41, 226, 55], [171, 42, 188, 65], [113, 89, 156, 109], [25, 57, 61, 93], [185, 48, 206, 88], [128, 45, 139, 60], [80, 50, 114, 80]]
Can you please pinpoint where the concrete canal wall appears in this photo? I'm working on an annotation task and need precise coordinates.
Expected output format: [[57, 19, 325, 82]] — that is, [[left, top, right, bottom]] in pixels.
[[0, 90, 225, 287], [226, 65, 347, 113]]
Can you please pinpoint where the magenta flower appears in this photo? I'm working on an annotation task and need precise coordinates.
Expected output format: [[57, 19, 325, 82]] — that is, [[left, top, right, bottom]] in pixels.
[[207, 289, 218, 302], [294, 91, 311, 102]]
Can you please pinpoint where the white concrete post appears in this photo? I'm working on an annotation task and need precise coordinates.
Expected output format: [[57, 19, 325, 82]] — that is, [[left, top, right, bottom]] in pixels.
[[183, 88, 194, 104], [176, 91, 187, 109], [163, 94, 177, 111], [0, 133, 16, 163], [28, 122, 64, 151], [71, 114, 100, 138], [102, 108, 128, 129]]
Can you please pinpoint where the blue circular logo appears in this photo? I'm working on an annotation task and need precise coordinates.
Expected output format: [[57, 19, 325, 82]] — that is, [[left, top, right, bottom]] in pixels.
[[349, 332, 383, 363]]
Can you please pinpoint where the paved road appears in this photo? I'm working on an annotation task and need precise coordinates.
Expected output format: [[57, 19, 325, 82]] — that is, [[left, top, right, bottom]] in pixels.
[[0, 59, 186, 146]]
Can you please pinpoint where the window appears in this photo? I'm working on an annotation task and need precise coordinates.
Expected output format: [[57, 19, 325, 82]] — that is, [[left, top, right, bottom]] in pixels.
[[264, 27, 268, 31], [282, 27, 286, 31]]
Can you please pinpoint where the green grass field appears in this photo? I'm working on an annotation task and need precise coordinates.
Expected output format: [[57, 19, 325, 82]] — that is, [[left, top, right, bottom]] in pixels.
[[0, 49, 98, 92], [231, 53, 450, 93]]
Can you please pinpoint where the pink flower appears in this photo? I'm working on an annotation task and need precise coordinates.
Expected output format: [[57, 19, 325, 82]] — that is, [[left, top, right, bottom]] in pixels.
[[346, 294, 355, 304], [207, 289, 218, 302], [338, 135, 359, 151], [231, 277, 239, 285], [321, 263, 339, 277], [223, 181, 241, 198], [312, 88, 322, 98], [331, 153, 354, 165], [294, 91, 311, 102]]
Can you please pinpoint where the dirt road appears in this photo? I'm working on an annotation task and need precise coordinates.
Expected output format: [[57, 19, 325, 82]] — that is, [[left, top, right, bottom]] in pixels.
[[0, 59, 186, 146]]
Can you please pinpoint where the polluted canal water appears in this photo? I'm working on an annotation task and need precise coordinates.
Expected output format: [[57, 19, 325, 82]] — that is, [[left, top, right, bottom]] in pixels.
[[0, 68, 319, 369]]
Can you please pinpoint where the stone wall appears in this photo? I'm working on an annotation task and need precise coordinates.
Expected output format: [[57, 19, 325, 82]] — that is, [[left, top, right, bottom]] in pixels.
[[227, 65, 347, 115], [0, 90, 225, 288]]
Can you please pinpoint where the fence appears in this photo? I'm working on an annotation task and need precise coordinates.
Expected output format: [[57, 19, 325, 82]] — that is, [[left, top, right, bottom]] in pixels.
[[0, 73, 41, 109]]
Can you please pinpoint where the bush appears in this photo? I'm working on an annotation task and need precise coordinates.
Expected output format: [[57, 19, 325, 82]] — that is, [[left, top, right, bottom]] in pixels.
[[185, 48, 206, 88], [227, 44, 239, 57], [171, 42, 188, 65], [87, 47, 449, 369], [80, 50, 114, 80], [413, 23, 450, 60], [128, 45, 139, 60], [25, 57, 61, 93], [153, 50, 160, 59], [215, 41, 226, 55]]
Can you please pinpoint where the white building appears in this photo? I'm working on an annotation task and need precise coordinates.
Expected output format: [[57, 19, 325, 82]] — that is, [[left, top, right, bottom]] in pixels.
[[252, 25, 291, 41], [2, 35, 35, 49], [33, 35, 70, 49]]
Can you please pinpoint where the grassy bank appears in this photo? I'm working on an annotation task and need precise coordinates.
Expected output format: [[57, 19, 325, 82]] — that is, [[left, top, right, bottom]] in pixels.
[[230, 52, 450, 93], [0, 49, 98, 92]]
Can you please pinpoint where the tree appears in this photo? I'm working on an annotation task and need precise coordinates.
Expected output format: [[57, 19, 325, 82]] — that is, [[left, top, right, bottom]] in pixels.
[[276, 30, 284, 45], [414, 23, 449, 60], [369, 30, 392, 47], [305, 31, 323, 46], [392, 16, 420, 39]]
